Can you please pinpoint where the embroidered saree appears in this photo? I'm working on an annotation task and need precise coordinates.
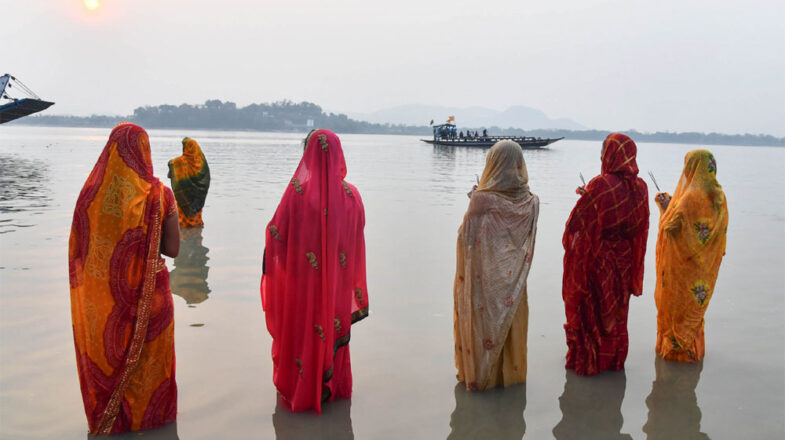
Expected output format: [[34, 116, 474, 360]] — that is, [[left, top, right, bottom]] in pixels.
[[562, 133, 649, 376], [655, 150, 727, 362], [168, 137, 210, 228], [261, 129, 369, 413], [454, 140, 539, 391], [69, 123, 178, 434]]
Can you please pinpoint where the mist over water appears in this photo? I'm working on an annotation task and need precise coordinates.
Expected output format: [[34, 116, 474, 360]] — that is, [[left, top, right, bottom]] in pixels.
[[0, 126, 782, 439]]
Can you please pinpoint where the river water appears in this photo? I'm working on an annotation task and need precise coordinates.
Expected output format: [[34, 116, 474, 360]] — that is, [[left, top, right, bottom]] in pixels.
[[0, 126, 782, 439]]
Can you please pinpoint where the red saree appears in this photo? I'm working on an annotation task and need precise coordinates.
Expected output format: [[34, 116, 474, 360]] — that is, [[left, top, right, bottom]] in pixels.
[[562, 133, 649, 376], [69, 123, 178, 434], [261, 129, 369, 413]]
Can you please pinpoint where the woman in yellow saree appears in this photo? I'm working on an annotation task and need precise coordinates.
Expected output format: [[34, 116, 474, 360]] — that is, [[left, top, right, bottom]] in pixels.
[[168, 137, 210, 227], [69, 123, 180, 434], [454, 140, 539, 391], [654, 149, 728, 362]]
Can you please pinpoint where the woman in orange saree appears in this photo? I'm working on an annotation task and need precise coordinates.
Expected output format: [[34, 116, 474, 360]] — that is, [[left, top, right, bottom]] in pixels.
[[261, 129, 369, 413], [654, 149, 727, 362], [69, 123, 180, 434], [562, 133, 649, 376], [454, 140, 539, 391], [168, 137, 210, 228]]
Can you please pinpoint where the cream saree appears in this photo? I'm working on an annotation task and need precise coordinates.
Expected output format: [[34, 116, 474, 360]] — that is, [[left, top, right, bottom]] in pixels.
[[454, 140, 539, 391]]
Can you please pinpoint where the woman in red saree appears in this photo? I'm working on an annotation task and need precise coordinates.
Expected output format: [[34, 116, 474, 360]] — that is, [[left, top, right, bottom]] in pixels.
[[261, 129, 369, 413], [562, 133, 649, 376], [69, 123, 180, 434]]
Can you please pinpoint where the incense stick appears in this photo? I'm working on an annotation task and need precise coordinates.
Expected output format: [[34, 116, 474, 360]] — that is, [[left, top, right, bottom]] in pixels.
[[579, 172, 586, 187], [647, 171, 661, 191]]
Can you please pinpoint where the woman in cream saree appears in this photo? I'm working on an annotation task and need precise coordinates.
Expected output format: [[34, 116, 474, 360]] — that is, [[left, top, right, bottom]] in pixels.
[[454, 140, 539, 391]]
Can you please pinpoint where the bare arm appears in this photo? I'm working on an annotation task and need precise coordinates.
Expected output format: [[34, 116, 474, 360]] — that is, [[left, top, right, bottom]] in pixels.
[[160, 214, 180, 258]]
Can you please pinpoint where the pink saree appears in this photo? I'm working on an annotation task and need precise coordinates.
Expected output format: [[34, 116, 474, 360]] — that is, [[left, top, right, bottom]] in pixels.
[[261, 129, 369, 413]]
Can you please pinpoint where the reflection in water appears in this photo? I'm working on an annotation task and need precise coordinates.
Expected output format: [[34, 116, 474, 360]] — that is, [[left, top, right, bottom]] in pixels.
[[553, 370, 632, 440], [447, 382, 526, 440], [87, 422, 179, 439], [169, 227, 211, 304], [273, 396, 353, 440], [643, 357, 710, 440], [0, 154, 51, 233]]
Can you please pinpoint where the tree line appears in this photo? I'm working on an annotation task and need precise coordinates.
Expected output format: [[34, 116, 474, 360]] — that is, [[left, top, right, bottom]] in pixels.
[[13, 99, 784, 147]]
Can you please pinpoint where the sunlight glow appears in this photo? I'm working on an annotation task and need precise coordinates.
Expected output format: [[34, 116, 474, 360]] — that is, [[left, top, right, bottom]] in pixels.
[[84, 0, 101, 11]]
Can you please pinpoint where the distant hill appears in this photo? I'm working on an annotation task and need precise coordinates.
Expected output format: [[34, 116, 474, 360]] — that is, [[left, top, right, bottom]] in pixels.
[[348, 104, 585, 130]]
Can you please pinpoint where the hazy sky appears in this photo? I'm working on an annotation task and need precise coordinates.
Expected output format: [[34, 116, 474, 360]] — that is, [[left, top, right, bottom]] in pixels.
[[4, 0, 784, 135]]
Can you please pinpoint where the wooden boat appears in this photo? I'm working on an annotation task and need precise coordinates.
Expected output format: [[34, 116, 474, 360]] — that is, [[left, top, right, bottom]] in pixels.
[[0, 74, 54, 124], [421, 123, 563, 149]]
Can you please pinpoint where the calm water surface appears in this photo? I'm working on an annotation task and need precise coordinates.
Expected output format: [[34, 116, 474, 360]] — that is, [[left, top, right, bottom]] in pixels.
[[0, 126, 783, 439]]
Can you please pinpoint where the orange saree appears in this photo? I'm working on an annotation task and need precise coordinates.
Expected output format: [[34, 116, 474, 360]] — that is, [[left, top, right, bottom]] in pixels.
[[654, 150, 728, 362], [69, 123, 178, 434]]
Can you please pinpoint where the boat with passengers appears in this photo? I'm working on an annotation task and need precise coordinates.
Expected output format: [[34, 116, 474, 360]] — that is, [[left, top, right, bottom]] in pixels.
[[421, 121, 562, 149]]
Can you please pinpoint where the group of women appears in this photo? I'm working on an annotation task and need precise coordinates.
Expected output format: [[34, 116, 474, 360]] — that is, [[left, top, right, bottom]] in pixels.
[[67, 123, 727, 434]]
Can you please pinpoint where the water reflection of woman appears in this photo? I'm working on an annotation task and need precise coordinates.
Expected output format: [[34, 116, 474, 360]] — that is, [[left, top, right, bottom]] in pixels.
[[261, 129, 369, 413], [553, 370, 632, 440], [643, 357, 709, 440], [168, 137, 210, 228], [562, 133, 649, 376], [69, 123, 180, 434], [454, 140, 539, 391], [654, 150, 728, 362], [272, 397, 354, 439], [169, 226, 211, 305], [447, 382, 526, 439]]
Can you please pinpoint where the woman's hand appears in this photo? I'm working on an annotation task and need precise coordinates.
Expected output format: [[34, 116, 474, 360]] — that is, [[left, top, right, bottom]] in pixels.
[[575, 186, 586, 195], [467, 184, 478, 199], [656, 192, 672, 211]]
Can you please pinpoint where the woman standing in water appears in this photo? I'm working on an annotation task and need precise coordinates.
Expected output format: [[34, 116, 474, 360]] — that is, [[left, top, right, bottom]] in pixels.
[[562, 133, 649, 376], [454, 140, 539, 391], [69, 123, 180, 434], [168, 137, 210, 227], [654, 150, 727, 362], [261, 129, 369, 413]]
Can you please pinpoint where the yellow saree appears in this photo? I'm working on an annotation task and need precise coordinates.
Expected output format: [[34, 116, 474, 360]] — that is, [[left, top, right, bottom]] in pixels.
[[654, 149, 728, 362]]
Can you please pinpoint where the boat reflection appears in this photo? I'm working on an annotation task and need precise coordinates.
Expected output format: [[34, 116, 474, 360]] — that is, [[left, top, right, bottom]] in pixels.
[[553, 370, 632, 440], [447, 382, 526, 440], [87, 422, 179, 439], [169, 226, 211, 305], [273, 396, 353, 440], [643, 357, 710, 439]]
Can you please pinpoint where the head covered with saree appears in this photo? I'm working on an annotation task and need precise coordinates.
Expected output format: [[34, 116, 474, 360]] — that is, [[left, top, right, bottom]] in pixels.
[[261, 129, 368, 413], [454, 140, 539, 390], [168, 137, 210, 218], [476, 140, 530, 201], [561, 133, 649, 375], [601, 133, 640, 177], [69, 122, 177, 434], [655, 149, 727, 362]]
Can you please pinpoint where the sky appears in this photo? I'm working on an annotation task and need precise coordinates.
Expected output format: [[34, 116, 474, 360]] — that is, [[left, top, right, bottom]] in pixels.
[[3, 0, 784, 136]]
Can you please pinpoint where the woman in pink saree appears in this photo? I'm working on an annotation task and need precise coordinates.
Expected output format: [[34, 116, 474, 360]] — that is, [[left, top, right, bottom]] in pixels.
[[261, 129, 369, 413]]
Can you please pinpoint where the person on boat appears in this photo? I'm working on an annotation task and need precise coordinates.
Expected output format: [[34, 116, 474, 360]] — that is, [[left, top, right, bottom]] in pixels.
[[482, 129, 488, 138], [69, 122, 180, 434], [261, 129, 369, 413], [459, 131, 464, 139], [653, 150, 727, 362], [561, 133, 649, 376], [168, 137, 210, 228], [454, 140, 539, 391]]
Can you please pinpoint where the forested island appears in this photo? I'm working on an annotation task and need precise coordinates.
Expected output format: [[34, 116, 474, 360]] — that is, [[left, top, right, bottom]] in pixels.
[[14, 100, 784, 147]]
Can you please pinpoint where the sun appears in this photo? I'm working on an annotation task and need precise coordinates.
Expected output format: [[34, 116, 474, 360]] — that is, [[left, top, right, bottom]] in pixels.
[[83, 0, 101, 11]]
